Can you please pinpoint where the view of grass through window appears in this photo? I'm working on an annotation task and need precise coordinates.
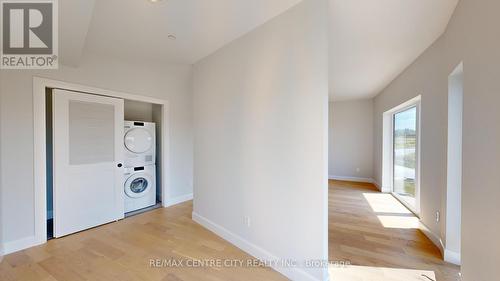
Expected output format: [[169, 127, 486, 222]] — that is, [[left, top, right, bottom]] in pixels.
[[393, 106, 417, 209]]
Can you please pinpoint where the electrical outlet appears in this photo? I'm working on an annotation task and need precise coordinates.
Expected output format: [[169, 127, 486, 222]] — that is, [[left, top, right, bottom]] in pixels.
[[435, 211, 440, 223], [356, 168, 360, 173], [244, 216, 251, 228]]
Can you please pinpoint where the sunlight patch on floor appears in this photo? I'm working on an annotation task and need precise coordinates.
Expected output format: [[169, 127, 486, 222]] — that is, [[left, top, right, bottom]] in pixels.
[[376, 215, 419, 229], [362, 193, 419, 229], [329, 265, 436, 281], [363, 193, 412, 214]]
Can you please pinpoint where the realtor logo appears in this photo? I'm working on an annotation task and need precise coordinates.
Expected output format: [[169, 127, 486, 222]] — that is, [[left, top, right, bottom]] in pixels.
[[1, 0, 58, 69]]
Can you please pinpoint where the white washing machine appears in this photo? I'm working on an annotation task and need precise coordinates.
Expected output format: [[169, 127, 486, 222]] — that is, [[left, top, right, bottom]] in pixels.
[[124, 121, 156, 168], [124, 165, 156, 213]]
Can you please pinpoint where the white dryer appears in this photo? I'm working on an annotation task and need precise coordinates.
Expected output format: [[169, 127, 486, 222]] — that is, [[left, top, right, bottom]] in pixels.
[[124, 165, 156, 213], [124, 121, 155, 168]]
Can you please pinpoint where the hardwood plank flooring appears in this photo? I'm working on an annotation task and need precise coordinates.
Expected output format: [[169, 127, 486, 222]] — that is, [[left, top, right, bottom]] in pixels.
[[1, 180, 460, 281], [329, 180, 460, 281], [0, 202, 287, 281]]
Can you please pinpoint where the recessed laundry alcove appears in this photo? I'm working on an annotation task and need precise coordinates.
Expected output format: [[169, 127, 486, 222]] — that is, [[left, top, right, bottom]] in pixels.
[[35, 78, 171, 242]]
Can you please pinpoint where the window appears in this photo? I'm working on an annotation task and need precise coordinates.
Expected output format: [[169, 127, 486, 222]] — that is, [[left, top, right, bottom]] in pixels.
[[392, 106, 419, 212]]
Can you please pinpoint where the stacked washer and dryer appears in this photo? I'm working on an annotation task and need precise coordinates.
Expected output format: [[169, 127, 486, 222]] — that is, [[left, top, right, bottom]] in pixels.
[[123, 121, 157, 213]]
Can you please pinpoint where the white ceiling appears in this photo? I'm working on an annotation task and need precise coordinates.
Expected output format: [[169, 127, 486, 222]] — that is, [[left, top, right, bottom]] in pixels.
[[329, 0, 458, 101], [59, 0, 459, 101], [82, 0, 302, 64], [59, 0, 95, 67]]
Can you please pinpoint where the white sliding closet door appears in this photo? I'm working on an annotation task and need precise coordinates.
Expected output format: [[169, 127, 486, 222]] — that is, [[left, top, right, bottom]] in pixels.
[[53, 89, 124, 237]]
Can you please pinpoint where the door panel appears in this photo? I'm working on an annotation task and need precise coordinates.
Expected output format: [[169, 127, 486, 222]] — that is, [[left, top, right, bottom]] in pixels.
[[53, 89, 124, 237], [68, 101, 115, 165]]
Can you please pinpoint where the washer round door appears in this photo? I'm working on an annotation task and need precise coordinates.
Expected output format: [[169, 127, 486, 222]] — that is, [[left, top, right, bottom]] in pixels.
[[125, 172, 152, 198], [124, 128, 153, 154]]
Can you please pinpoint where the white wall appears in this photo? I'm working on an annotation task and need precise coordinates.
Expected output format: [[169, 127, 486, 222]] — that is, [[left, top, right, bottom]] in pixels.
[[445, 65, 463, 262], [0, 53, 193, 246], [192, 0, 329, 280], [329, 100, 373, 181], [374, 42, 447, 243], [124, 100, 154, 122], [373, 0, 500, 279]]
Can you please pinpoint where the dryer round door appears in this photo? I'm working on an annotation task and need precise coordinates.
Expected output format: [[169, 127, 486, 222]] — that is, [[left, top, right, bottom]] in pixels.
[[124, 128, 153, 154], [125, 173, 152, 198]]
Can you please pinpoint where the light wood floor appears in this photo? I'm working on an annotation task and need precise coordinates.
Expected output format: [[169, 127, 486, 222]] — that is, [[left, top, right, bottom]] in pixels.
[[1, 181, 460, 281], [0, 202, 287, 281], [329, 180, 460, 281]]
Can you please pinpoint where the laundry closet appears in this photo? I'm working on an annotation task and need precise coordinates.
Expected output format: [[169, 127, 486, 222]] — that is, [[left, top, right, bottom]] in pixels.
[[45, 87, 165, 239]]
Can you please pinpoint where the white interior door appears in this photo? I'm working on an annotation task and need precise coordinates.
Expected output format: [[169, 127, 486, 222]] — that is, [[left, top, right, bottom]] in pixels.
[[53, 89, 124, 237]]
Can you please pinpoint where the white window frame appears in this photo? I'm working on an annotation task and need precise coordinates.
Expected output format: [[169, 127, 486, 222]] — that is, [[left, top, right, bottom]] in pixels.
[[383, 96, 421, 216]]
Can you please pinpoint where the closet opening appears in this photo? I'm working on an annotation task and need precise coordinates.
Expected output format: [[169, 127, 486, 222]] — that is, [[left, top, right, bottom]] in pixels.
[[39, 79, 169, 241], [122, 100, 164, 217]]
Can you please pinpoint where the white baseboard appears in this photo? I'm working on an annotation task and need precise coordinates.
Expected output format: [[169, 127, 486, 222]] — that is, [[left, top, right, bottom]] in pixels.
[[192, 212, 325, 281], [418, 221, 444, 256], [1, 236, 41, 256], [165, 193, 193, 207], [444, 248, 461, 265], [328, 175, 375, 184]]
